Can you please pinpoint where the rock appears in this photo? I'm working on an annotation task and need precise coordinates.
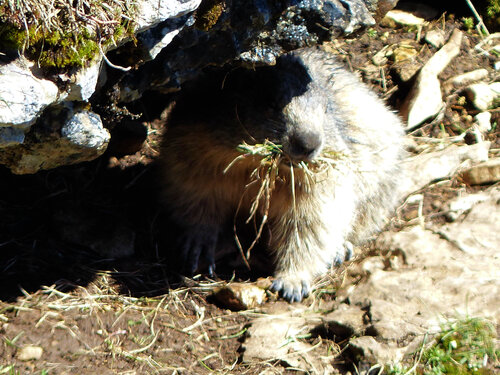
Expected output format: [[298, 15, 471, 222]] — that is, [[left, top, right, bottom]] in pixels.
[[445, 192, 490, 221], [381, 10, 426, 27], [424, 29, 446, 48], [341, 188, 500, 364], [0, 59, 59, 130], [239, 187, 500, 368], [213, 282, 267, 310], [135, 0, 202, 31], [391, 42, 418, 63], [62, 60, 103, 102], [0, 0, 398, 172], [349, 336, 403, 364], [322, 305, 367, 338], [460, 158, 500, 185], [465, 82, 500, 111], [17, 345, 43, 361], [448, 68, 489, 88], [242, 314, 318, 370], [114, 0, 384, 100], [2, 108, 110, 174], [372, 45, 391, 66], [61, 111, 109, 150], [399, 142, 490, 198], [137, 15, 192, 60], [391, 59, 422, 82], [474, 111, 492, 133], [0, 128, 25, 148], [469, 111, 492, 143], [400, 29, 463, 130], [436, 187, 500, 254]]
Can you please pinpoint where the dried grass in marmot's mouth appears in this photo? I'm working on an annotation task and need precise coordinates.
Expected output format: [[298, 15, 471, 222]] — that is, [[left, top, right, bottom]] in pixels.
[[224, 140, 346, 267]]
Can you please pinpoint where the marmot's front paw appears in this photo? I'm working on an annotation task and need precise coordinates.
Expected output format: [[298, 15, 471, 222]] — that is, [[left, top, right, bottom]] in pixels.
[[270, 275, 310, 303], [179, 225, 219, 276]]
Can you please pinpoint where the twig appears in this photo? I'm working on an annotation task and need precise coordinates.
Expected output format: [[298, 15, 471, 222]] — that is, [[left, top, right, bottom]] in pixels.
[[464, 0, 490, 36], [98, 42, 132, 71]]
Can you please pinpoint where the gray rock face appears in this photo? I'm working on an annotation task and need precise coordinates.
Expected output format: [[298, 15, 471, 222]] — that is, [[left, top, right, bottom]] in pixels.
[[0, 59, 59, 130], [61, 111, 109, 150], [1, 108, 110, 174], [0, 0, 394, 173]]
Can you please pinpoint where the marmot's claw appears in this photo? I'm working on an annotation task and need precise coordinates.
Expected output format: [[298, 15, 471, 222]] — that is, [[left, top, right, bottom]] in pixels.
[[179, 226, 218, 276], [271, 277, 310, 303]]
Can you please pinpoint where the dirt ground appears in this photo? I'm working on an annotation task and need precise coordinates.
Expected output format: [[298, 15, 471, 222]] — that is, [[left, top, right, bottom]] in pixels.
[[1, 6, 499, 375]]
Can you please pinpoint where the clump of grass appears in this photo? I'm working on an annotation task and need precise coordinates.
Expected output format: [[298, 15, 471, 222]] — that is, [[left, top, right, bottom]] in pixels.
[[224, 140, 344, 266], [0, 0, 136, 69], [387, 317, 499, 375]]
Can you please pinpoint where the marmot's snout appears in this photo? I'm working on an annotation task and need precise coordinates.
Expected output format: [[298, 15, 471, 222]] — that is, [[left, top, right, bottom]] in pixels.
[[285, 130, 324, 162]]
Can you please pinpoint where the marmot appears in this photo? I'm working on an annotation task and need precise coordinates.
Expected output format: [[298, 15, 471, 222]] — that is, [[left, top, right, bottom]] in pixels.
[[160, 47, 405, 302]]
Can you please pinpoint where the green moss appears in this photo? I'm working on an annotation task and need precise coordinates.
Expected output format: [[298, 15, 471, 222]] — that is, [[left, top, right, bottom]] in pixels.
[[0, 23, 101, 69], [195, 0, 225, 31], [486, 0, 500, 28], [0, 1, 136, 70]]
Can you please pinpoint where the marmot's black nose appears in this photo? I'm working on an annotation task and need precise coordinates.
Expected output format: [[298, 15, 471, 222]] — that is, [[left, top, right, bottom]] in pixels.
[[288, 131, 323, 162]]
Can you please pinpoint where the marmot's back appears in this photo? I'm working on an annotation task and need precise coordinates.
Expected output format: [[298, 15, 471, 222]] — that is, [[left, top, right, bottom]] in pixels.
[[161, 47, 406, 302]]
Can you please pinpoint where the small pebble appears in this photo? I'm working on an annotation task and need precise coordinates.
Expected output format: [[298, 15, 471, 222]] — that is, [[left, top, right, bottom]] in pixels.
[[17, 345, 43, 361]]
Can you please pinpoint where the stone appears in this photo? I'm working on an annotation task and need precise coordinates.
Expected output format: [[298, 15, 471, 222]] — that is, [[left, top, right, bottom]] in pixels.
[[474, 111, 492, 133], [242, 314, 316, 369], [470, 111, 492, 143], [399, 142, 490, 198], [0, 59, 59, 129], [436, 187, 500, 255], [395, 1, 439, 20], [0, 127, 25, 148], [460, 158, 500, 185], [238, 186, 500, 368], [400, 29, 463, 129], [381, 9, 426, 27], [424, 29, 446, 48], [4, 109, 110, 174], [465, 82, 500, 111], [449, 69, 489, 88], [392, 43, 418, 63], [135, 0, 202, 31], [322, 305, 367, 337], [61, 111, 109, 150], [17, 345, 43, 361], [391, 59, 422, 82], [445, 192, 490, 221], [372, 45, 391, 66], [349, 336, 404, 364], [346, 191, 500, 343], [137, 15, 192, 60], [1, 0, 397, 171], [63, 60, 103, 102], [213, 282, 267, 310]]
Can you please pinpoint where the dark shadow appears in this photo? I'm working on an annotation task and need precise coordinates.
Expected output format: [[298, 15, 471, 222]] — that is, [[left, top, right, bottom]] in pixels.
[[0, 149, 272, 302], [0, 157, 175, 301]]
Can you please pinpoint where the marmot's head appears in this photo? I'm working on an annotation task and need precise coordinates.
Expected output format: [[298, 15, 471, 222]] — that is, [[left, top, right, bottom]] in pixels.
[[227, 52, 346, 163]]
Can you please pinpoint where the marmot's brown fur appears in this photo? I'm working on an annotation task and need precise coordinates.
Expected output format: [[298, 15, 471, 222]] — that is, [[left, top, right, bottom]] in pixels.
[[160, 48, 406, 302]]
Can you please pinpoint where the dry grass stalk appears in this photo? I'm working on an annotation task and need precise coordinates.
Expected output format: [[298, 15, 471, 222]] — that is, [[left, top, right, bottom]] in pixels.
[[225, 140, 345, 265]]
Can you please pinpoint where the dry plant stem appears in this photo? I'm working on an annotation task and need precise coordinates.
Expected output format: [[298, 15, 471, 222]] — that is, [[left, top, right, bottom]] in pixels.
[[464, 0, 490, 36], [226, 140, 343, 267]]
